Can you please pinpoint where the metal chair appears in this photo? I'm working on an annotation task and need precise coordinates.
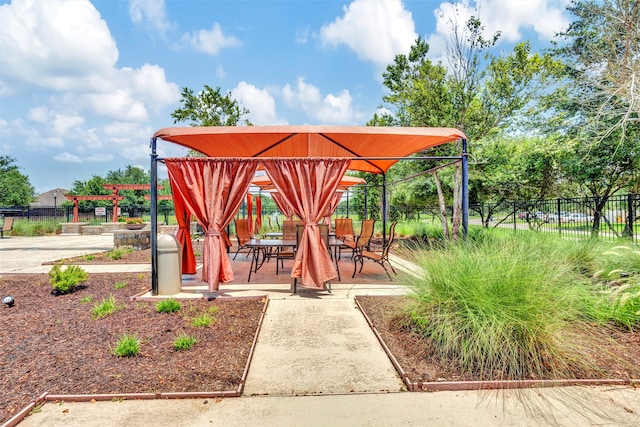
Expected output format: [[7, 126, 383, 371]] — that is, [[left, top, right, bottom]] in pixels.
[[352, 221, 397, 279], [232, 218, 252, 260], [342, 219, 375, 259], [275, 220, 302, 274]]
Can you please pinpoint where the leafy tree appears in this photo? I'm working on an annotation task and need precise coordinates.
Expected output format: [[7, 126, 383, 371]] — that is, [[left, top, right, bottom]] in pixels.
[[560, 126, 639, 237], [374, 16, 562, 236], [67, 175, 111, 208], [0, 156, 35, 206], [552, 0, 639, 144], [171, 85, 252, 127]]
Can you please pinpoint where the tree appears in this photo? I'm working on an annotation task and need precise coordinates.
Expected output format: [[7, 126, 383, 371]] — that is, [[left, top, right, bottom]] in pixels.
[[171, 85, 252, 127], [560, 126, 639, 237], [0, 156, 35, 206], [553, 0, 640, 144], [374, 16, 562, 237]]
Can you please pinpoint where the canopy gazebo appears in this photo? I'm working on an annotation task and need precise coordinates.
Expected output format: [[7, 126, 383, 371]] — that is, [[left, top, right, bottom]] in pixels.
[[150, 126, 468, 295]]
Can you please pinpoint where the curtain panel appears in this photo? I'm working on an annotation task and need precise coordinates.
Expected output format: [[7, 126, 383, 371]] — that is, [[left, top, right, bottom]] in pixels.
[[165, 158, 259, 291], [168, 185, 197, 275], [263, 158, 350, 288], [271, 192, 295, 220]]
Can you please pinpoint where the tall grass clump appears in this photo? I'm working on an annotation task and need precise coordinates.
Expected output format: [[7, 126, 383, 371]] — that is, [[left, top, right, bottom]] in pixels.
[[156, 298, 181, 313], [589, 245, 640, 331], [404, 232, 600, 381]]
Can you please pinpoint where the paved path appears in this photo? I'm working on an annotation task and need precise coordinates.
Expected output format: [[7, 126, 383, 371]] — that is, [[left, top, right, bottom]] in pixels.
[[4, 235, 640, 426]]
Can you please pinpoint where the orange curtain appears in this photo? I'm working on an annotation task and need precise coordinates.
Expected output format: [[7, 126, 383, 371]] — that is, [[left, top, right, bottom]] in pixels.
[[165, 158, 259, 291], [255, 195, 262, 231], [323, 190, 344, 232], [263, 158, 350, 288], [246, 193, 253, 235], [169, 187, 197, 274], [271, 192, 295, 220]]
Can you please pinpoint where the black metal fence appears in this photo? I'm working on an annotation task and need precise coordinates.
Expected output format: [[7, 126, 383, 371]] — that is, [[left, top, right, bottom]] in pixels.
[[468, 193, 639, 243], [3, 193, 638, 243]]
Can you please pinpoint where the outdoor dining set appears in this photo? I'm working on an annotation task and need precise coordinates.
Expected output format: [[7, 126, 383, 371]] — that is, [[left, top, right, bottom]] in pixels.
[[233, 217, 398, 288]]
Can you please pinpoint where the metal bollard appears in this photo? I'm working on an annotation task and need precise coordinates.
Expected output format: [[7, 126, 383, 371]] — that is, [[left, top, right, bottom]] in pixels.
[[157, 234, 182, 295]]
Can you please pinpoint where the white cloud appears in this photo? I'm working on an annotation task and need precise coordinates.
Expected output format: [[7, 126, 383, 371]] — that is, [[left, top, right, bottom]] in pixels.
[[0, 0, 118, 91], [52, 114, 85, 135], [27, 107, 51, 124], [319, 0, 417, 67], [232, 82, 278, 125], [84, 91, 149, 122], [182, 23, 241, 55], [428, 1, 570, 60], [281, 78, 361, 125], [54, 152, 82, 163], [296, 26, 310, 45], [216, 65, 226, 79], [0, 0, 179, 123], [128, 0, 174, 36]]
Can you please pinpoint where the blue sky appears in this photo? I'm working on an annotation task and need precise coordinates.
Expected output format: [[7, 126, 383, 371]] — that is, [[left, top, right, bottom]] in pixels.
[[0, 0, 571, 194]]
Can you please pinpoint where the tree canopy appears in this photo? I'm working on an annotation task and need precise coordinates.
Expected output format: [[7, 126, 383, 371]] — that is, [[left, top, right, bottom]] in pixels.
[[0, 156, 35, 206], [171, 85, 252, 127]]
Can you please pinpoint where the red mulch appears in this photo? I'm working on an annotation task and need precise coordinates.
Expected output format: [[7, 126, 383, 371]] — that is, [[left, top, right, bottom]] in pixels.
[[0, 272, 264, 424], [3, 243, 640, 425]]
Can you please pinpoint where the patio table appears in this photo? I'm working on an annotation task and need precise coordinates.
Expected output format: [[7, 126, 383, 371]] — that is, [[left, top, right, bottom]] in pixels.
[[245, 237, 344, 282]]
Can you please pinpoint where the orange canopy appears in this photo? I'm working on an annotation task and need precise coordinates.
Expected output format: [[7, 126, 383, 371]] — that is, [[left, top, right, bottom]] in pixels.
[[153, 126, 466, 174], [252, 173, 366, 190]]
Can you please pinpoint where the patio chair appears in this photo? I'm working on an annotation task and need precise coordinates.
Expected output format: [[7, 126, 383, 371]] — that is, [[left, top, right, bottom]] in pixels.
[[232, 218, 252, 260], [275, 220, 302, 274], [1, 217, 14, 238], [343, 219, 375, 259], [353, 221, 397, 280]]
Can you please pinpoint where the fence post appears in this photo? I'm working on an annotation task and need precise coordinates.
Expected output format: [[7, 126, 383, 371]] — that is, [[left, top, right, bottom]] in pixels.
[[513, 201, 517, 230], [556, 198, 562, 236], [625, 193, 634, 239]]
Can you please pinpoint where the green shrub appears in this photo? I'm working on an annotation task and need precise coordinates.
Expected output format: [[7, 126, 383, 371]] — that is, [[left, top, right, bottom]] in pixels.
[[80, 296, 93, 304], [92, 295, 119, 319], [49, 264, 89, 294], [111, 333, 140, 357], [113, 281, 128, 290], [404, 232, 600, 380], [105, 246, 133, 260], [173, 333, 197, 351], [156, 298, 181, 313], [192, 313, 213, 327]]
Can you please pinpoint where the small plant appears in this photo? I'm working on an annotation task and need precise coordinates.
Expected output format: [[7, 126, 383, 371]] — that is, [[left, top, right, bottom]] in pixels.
[[192, 312, 213, 327], [92, 295, 119, 319], [125, 217, 144, 224], [113, 281, 128, 290], [105, 246, 133, 260], [111, 333, 140, 357], [156, 298, 181, 313], [82, 254, 96, 261], [29, 403, 43, 415], [80, 296, 93, 304], [173, 333, 197, 351], [49, 264, 89, 294], [208, 306, 220, 315]]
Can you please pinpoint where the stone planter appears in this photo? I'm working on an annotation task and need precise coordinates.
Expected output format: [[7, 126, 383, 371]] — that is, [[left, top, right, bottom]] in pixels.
[[125, 223, 146, 230]]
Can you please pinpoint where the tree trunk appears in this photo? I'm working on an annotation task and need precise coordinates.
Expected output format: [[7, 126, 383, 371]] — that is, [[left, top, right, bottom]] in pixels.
[[432, 171, 450, 240]]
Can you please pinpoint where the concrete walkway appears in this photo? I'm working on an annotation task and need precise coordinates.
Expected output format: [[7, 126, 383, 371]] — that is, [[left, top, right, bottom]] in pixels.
[[4, 235, 640, 426]]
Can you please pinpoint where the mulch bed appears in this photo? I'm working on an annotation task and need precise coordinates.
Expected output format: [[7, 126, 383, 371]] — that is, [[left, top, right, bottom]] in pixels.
[[356, 295, 640, 384], [0, 272, 264, 425], [3, 244, 640, 425]]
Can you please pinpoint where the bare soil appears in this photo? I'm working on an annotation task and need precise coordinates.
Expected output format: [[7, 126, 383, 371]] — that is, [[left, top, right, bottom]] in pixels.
[[2, 245, 639, 425]]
